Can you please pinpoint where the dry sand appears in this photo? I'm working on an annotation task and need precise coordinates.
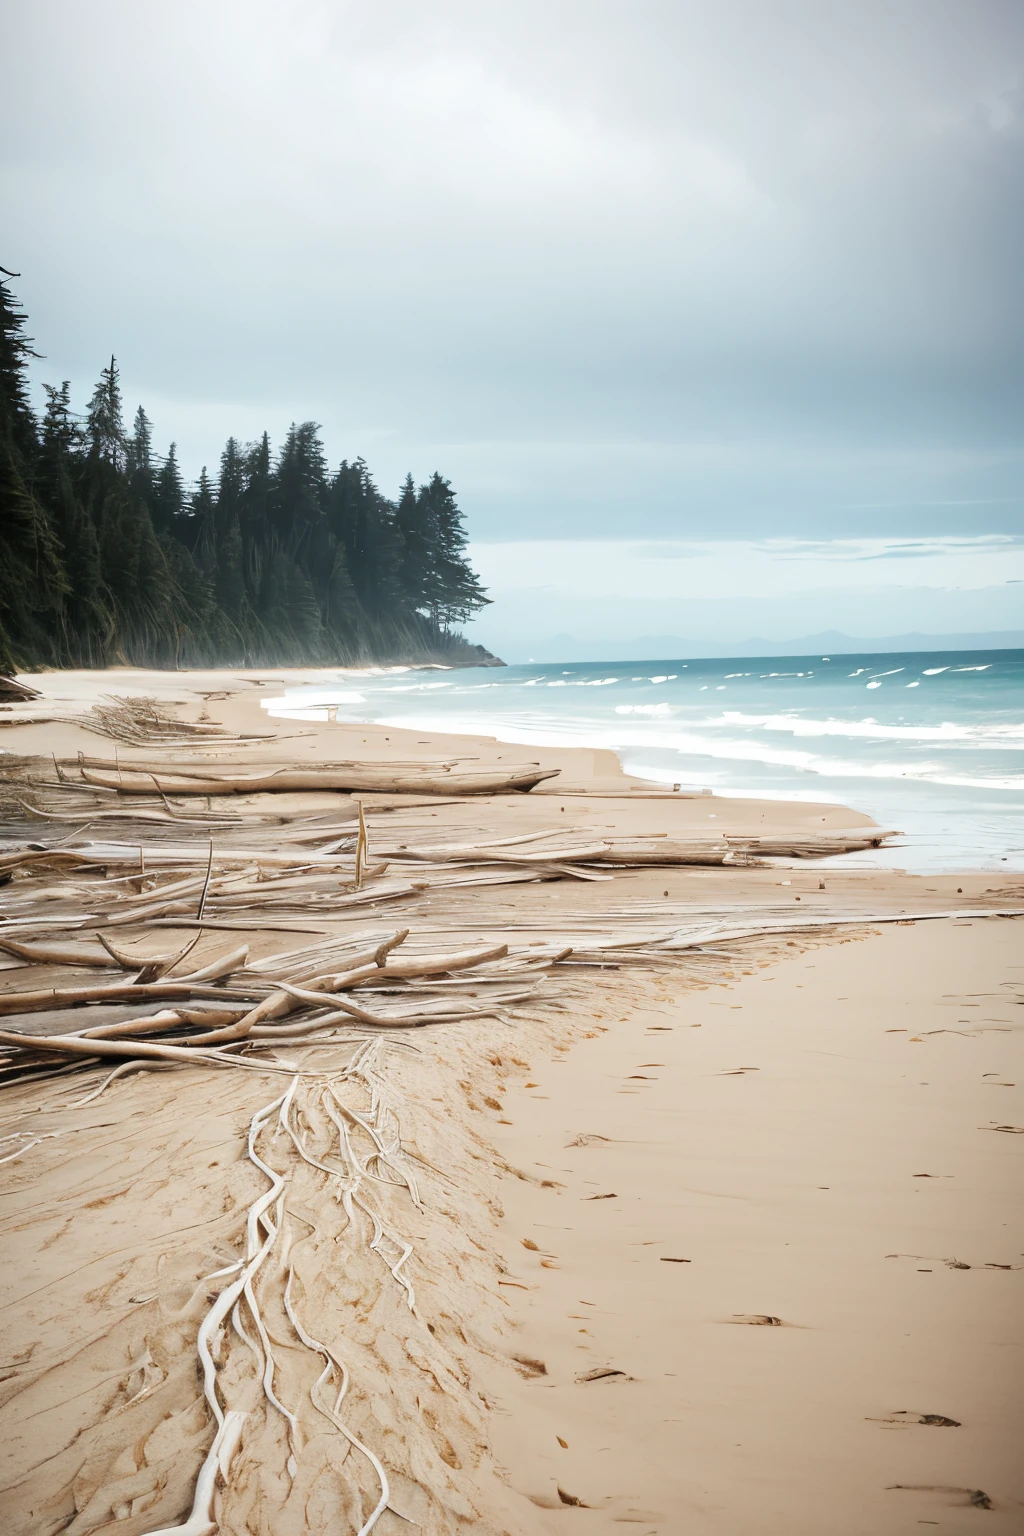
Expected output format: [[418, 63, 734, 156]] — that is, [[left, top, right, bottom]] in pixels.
[[1, 668, 1021, 1534]]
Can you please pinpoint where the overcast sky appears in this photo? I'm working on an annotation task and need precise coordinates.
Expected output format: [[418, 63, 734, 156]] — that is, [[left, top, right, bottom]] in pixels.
[[5, 0, 1022, 651]]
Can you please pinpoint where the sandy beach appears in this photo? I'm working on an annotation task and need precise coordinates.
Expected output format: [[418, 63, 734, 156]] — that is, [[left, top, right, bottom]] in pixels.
[[1, 668, 1021, 1535]]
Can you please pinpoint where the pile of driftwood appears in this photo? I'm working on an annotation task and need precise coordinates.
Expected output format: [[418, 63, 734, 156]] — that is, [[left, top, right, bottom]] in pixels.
[[0, 729, 904, 1098], [0, 821, 899, 949], [0, 926, 572, 1091], [81, 696, 276, 748], [0, 676, 40, 703]]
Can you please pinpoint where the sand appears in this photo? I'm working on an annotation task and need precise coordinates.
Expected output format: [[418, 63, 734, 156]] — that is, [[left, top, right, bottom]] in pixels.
[[1, 668, 1021, 1534]]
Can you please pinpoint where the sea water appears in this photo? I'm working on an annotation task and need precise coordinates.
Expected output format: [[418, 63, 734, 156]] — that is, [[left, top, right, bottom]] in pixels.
[[263, 649, 1024, 872]]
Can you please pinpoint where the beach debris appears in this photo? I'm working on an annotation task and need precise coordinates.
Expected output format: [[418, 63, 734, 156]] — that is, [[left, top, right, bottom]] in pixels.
[[0, 676, 41, 702], [886, 1485, 994, 1510], [0, 927, 571, 1090], [576, 1367, 631, 1383], [512, 1355, 548, 1377], [868, 1410, 961, 1427], [78, 761, 560, 795], [729, 1314, 784, 1326], [82, 695, 274, 747], [557, 1486, 590, 1507]]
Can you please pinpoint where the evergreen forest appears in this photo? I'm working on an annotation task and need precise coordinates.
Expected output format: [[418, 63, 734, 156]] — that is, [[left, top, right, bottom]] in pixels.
[[0, 273, 493, 674]]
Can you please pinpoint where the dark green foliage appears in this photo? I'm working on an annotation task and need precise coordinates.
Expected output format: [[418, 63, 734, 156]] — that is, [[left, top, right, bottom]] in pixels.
[[0, 270, 40, 463], [151, 443, 184, 535], [87, 356, 126, 470], [0, 278, 68, 670], [0, 276, 490, 671]]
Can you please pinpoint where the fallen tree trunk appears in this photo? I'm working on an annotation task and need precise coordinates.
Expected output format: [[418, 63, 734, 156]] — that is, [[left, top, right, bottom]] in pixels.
[[0, 675, 41, 702], [78, 765, 560, 796], [0, 980, 258, 1016]]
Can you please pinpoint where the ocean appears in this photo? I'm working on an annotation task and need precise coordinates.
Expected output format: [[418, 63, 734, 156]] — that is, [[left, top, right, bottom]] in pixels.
[[263, 648, 1024, 872]]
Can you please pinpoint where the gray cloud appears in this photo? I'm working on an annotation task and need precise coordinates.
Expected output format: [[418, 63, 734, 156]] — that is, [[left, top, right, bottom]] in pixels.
[[4, 0, 1023, 540]]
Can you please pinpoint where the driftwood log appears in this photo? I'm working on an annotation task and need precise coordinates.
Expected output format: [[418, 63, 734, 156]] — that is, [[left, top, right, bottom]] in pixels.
[[78, 764, 560, 795]]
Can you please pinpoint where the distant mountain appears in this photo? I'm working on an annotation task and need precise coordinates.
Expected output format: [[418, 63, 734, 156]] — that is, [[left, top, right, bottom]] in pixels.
[[516, 629, 1024, 663]]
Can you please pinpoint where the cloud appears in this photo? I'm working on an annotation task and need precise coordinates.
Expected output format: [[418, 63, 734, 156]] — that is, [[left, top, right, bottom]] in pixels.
[[3, 0, 1022, 544]]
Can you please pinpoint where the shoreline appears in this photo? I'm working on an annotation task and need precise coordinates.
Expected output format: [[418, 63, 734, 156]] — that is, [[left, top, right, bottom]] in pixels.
[[1, 670, 1021, 1533], [9, 659, 1024, 870]]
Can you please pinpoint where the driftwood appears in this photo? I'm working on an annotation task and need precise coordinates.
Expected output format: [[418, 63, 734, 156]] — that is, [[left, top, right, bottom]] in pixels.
[[0, 676, 41, 702], [0, 980, 258, 1016], [0, 930, 559, 1086], [78, 764, 560, 796], [82, 695, 275, 746], [0, 707, 1014, 1536], [376, 828, 895, 867]]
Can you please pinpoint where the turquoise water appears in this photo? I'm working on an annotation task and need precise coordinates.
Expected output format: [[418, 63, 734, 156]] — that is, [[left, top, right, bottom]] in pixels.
[[265, 649, 1024, 871]]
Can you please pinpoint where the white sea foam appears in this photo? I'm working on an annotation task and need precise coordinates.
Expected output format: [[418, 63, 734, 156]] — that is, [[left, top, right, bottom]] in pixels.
[[546, 677, 619, 687], [261, 652, 1024, 868], [352, 708, 1024, 793], [262, 689, 366, 718], [706, 712, 1024, 743]]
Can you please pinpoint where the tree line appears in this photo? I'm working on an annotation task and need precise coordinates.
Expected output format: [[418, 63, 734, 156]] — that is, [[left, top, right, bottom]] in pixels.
[[0, 273, 492, 673]]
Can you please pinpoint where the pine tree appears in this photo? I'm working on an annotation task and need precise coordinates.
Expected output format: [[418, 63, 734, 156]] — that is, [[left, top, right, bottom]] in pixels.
[[52, 462, 107, 665], [127, 405, 154, 486], [395, 471, 431, 612], [87, 357, 126, 470], [151, 443, 184, 535], [0, 274, 67, 669], [38, 381, 105, 664], [241, 432, 272, 543], [417, 473, 490, 630], [273, 422, 327, 559], [186, 466, 217, 557], [0, 267, 41, 463], [41, 382, 83, 461], [129, 404, 152, 469], [216, 437, 245, 536], [325, 458, 403, 621], [0, 278, 492, 670]]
